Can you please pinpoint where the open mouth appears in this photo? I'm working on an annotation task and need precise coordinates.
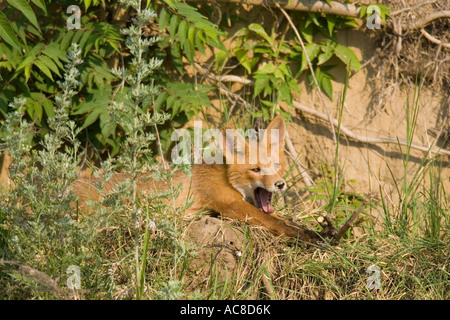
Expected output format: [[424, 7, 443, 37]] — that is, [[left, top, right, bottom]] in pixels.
[[254, 187, 274, 214]]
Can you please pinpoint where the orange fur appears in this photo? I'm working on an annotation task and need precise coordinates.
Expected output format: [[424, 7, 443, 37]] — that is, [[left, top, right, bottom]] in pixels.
[[72, 116, 321, 243]]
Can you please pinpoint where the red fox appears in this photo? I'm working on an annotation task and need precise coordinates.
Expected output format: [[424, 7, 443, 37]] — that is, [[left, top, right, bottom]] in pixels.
[[73, 116, 329, 244]]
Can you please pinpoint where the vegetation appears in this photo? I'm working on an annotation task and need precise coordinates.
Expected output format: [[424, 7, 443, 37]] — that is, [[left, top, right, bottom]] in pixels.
[[0, 0, 448, 300]]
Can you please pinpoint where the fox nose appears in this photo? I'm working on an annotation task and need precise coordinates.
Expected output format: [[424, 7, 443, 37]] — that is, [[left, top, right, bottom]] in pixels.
[[274, 181, 285, 190]]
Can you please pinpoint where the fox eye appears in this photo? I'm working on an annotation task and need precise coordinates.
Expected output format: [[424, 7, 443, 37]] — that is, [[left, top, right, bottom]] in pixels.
[[251, 167, 261, 173]]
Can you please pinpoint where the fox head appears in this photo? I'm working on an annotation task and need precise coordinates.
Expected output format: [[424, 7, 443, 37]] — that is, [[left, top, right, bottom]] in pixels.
[[222, 115, 286, 214]]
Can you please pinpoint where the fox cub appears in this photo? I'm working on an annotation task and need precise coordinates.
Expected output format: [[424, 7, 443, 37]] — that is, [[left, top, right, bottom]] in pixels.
[[73, 116, 325, 243]]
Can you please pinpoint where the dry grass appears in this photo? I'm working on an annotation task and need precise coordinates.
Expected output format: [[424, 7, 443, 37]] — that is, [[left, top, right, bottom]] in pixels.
[[179, 206, 449, 300]]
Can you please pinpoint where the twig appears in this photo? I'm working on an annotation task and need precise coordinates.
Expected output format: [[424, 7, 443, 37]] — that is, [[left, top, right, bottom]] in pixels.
[[194, 62, 252, 114], [0, 259, 66, 298], [420, 28, 450, 49], [335, 193, 373, 241], [292, 100, 450, 157], [284, 131, 314, 187], [410, 11, 450, 30], [390, 0, 438, 16], [276, 3, 337, 145], [216, 75, 252, 85]]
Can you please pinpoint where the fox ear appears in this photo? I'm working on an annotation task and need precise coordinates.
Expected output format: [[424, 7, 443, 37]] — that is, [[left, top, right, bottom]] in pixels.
[[222, 125, 248, 164], [262, 115, 286, 151]]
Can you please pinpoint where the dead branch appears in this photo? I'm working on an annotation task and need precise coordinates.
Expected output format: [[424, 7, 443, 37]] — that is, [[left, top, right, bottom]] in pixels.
[[216, 75, 252, 85], [188, 0, 360, 17], [292, 100, 450, 157], [0, 259, 66, 298], [410, 11, 450, 30], [420, 28, 450, 49], [390, 0, 439, 16], [335, 193, 373, 241]]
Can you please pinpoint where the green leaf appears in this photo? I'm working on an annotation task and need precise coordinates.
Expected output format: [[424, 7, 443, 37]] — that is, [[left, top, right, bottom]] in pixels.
[[299, 43, 320, 73], [188, 25, 196, 49], [327, 15, 337, 37], [42, 99, 54, 118], [164, 82, 213, 118], [83, 0, 91, 10], [175, 2, 223, 39], [100, 112, 116, 139], [7, 0, 40, 31], [234, 48, 251, 74], [178, 20, 189, 47], [159, 7, 170, 30], [72, 29, 84, 44], [43, 44, 64, 64], [278, 63, 292, 77], [254, 45, 273, 55], [317, 40, 337, 65], [28, 92, 46, 122], [255, 63, 276, 75], [33, 101, 43, 122], [15, 43, 44, 81], [83, 33, 97, 55], [30, 0, 47, 14], [214, 50, 228, 71], [170, 41, 183, 74], [80, 108, 103, 130], [24, 63, 31, 81], [264, 75, 276, 96], [359, 6, 367, 19], [60, 32, 74, 51], [288, 78, 300, 94], [75, 90, 110, 115], [0, 11, 21, 51], [155, 92, 168, 112], [309, 68, 322, 89], [320, 76, 333, 100], [253, 74, 270, 97], [184, 26, 196, 64], [299, 20, 313, 44], [183, 35, 194, 64], [38, 55, 61, 77], [79, 30, 93, 55], [377, 4, 391, 20], [34, 59, 53, 80], [341, 18, 360, 29], [334, 45, 361, 71], [279, 81, 292, 105], [195, 30, 206, 55], [310, 67, 335, 100], [248, 23, 272, 45], [169, 15, 179, 40], [162, 0, 176, 9], [308, 13, 321, 27]]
